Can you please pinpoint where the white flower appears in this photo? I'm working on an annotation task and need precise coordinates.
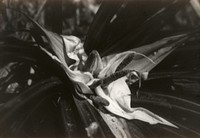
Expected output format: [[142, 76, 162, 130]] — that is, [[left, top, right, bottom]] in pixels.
[[42, 34, 186, 128]]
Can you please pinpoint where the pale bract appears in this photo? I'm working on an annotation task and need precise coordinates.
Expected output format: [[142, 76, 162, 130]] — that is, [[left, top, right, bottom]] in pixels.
[[44, 34, 179, 129]]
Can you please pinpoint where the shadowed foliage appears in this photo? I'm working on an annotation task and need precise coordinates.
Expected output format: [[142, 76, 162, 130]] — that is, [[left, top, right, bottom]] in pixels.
[[0, 0, 200, 137]]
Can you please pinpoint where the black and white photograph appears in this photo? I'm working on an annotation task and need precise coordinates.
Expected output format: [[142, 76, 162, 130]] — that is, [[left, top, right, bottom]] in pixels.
[[0, 0, 200, 137]]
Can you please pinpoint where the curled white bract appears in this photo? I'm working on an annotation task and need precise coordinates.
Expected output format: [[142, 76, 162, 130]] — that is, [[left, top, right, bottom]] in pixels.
[[45, 35, 178, 128]]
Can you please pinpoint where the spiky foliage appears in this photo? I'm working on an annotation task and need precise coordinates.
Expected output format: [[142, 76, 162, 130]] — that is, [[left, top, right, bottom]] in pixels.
[[0, 0, 200, 138]]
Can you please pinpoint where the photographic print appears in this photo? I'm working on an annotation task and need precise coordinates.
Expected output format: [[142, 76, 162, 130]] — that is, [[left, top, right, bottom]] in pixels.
[[0, 0, 200, 137]]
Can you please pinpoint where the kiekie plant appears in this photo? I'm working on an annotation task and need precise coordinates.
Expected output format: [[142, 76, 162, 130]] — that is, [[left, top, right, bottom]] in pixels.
[[0, 0, 200, 137]]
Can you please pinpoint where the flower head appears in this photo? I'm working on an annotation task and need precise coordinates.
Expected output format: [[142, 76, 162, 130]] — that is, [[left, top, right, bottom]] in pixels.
[[41, 33, 188, 128]]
